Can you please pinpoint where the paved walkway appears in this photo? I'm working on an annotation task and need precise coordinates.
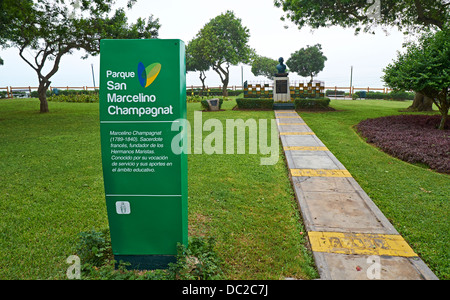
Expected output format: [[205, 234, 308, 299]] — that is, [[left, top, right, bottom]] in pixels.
[[275, 110, 438, 280]]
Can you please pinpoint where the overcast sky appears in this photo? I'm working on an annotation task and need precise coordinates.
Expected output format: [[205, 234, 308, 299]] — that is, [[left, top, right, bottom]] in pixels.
[[0, 0, 410, 90]]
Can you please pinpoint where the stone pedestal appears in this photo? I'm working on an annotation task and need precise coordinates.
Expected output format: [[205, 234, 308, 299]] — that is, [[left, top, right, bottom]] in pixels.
[[274, 76, 290, 102], [206, 98, 220, 111]]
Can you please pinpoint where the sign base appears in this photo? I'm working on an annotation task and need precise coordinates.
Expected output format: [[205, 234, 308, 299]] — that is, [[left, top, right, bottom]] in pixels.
[[114, 255, 177, 271]]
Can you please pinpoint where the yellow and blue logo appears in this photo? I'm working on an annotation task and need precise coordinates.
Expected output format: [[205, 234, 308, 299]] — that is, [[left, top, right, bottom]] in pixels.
[[138, 62, 161, 88]]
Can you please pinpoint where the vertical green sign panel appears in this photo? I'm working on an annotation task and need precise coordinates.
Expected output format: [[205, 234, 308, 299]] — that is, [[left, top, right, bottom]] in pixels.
[[99, 39, 187, 269]]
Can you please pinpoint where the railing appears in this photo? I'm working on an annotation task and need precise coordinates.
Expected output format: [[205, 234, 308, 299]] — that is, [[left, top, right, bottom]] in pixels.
[[186, 85, 393, 96], [0, 86, 98, 98], [1, 85, 393, 99]]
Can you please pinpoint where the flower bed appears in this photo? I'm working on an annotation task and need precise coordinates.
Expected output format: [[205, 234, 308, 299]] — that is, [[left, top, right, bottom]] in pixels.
[[356, 115, 450, 173]]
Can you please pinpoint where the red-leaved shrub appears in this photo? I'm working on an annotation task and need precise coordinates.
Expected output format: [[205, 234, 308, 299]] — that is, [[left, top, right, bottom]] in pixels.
[[356, 115, 450, 174]]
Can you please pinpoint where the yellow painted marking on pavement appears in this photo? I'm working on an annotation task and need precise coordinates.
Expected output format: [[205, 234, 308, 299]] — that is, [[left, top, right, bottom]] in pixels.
[[280, 132, 315, 135], [284, 146, 328, 151], [278, 123, 307, 125], [308, 231, 418, 257], [277, 116, 302, 119], [291, 169, 352, 177], [275, 111, 297, 113]]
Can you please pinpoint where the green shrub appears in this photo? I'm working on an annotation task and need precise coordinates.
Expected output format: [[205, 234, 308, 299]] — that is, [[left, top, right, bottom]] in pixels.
[[325, 89, 345, 96], [236, 98, 274, 109], [75, 229, 223, 280], [47, 93, 99, 103], [30, 89, 98, 98], [294, 97, 330, 109], [76, 228, 112, 268], [388, 91, 415, 100], [168, 237, 223, 280], [187, 95, 207, 103], [187, 88, 243, 97], [355, 91, 415, 100]]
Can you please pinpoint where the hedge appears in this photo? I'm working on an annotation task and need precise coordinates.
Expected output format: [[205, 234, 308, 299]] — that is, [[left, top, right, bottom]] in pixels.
[[30, 89, 98, 98], [236, 98, 274, 109], [47, 94, 99, 103], [294, 98, 330, 109], [354, 91, 415, 100], [188, 88, 243, 97]]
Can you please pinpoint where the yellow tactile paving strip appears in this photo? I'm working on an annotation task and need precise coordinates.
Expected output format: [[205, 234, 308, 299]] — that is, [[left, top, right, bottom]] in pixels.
[[284, 146, 329, 151], [308, 231, 418, 257], [278, 123, 307, 125], [280, 132, 315, 135], [291, 168, 352, 178]]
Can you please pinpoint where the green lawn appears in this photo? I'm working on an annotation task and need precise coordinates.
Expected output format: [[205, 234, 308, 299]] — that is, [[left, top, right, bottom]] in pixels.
[[0, 98, 448, 280], [0, 98, 317, 280]]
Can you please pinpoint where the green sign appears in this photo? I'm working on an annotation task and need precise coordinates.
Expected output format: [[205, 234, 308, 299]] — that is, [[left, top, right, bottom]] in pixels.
[[99, 39, 188, 269]]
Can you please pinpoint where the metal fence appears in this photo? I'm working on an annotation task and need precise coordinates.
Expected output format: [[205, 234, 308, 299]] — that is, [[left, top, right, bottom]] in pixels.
[[0, 86, 98, 98], [0, 85, 393, 99]]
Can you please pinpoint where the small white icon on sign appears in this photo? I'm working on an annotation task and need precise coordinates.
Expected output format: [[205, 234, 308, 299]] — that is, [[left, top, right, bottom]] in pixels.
[[116, 201, 131, 214]]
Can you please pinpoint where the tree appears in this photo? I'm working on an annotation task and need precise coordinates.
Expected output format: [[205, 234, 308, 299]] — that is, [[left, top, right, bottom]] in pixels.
[[274, 0, 449, 111], [383, 29, 449, 130], [274, 0, 449, 34], [251, 55, 278, 80], [186, 37, 211, 96], [286, 44, 327, 82], [1, 0, 160, 113], [193, 11, 254, 96]]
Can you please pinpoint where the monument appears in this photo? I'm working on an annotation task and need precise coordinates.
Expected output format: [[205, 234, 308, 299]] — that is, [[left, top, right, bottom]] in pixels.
[[273, 57, 290, 102], [276, 57, 287, 75], [273, 57, 293, 110]]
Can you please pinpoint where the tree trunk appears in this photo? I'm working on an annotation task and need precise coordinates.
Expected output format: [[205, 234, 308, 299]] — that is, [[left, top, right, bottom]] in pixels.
[[222, 80, 229, 97], [199, 71, 206, 97], [437, 90, 449, 130], [438, 112, 448, 130], [407, 92, 433, 111], [37, 83, 49, 113], [212, 63, 229, 97]]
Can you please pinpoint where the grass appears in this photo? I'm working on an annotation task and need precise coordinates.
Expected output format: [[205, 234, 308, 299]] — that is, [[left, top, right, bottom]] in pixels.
[[0, 98, 317, 280], [186, 100, 317, 279], [0, 100, 105, 279], [299, 100, 449, 280], [1, 98, 448, 280]]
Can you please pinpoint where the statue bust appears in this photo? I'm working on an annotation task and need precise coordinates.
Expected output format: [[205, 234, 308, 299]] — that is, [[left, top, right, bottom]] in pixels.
[[276, 57, 288, 76]]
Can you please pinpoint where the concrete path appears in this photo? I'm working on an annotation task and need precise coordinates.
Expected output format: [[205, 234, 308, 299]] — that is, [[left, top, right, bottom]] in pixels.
[[275, 110, 438, 280]]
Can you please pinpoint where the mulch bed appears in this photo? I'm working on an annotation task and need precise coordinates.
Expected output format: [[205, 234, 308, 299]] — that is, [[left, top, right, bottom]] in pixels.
[[356, 114, 450, 174]]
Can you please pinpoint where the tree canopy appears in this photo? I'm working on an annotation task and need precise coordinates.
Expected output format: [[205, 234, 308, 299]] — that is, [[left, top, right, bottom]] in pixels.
[[383, 29, 450, 130], [251, 56, 278, 80], [186, 36, 211, 94], [191, 10, 254, 96], [0, 0, 160, 112], [286, 44, 327, 82], [274, 0, 449, 33]]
